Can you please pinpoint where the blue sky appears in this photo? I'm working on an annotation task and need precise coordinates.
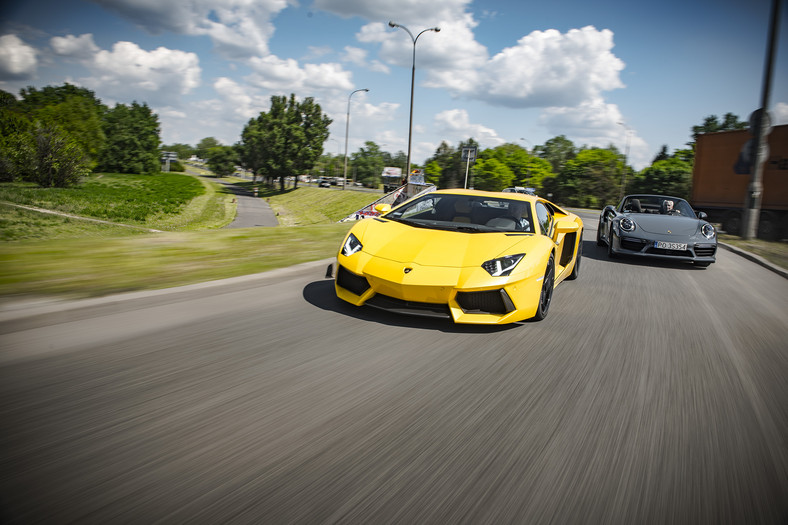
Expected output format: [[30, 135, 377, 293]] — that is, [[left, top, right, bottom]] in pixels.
[[1, 0, 786, 169]]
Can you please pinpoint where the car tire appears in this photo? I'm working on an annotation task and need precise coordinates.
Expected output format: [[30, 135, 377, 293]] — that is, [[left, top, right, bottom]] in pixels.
[[566, 234, 582, 280], [596, 220, 605, 246], [533, 255, 555, 321]]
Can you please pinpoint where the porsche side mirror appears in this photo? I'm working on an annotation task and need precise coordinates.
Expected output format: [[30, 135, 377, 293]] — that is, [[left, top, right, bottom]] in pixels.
[[375, 204, 391, 213], [603, 205, 616, 218], [697, 211, 708, 220]]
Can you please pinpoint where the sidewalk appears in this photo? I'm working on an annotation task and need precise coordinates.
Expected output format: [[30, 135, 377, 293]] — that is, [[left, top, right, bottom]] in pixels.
[[718, 242, 788, 279], [190, 170, 278, 228]]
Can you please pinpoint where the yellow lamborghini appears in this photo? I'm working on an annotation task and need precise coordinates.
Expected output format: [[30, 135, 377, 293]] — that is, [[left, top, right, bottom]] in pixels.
[[334, 189, 583, 324]]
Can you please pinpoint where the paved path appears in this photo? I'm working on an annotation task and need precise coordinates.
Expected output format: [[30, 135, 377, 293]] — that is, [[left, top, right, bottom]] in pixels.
[[191, 171, 279, 228]]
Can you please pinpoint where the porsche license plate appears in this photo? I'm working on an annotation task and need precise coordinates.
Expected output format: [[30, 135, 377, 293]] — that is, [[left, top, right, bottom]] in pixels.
[[654, 241, 687, 250]]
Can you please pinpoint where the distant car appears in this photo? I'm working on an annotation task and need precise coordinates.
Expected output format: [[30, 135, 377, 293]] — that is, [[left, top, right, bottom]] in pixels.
[[318, 179, 331, 188], [502, 186, 536, 195], [334, 189, 583, 324], [597, 194, 717, 267]]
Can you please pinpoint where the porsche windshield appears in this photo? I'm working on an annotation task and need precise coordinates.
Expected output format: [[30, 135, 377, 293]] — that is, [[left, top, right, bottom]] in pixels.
[[620, 195, 695, 217], [384, 194, 535, 233]]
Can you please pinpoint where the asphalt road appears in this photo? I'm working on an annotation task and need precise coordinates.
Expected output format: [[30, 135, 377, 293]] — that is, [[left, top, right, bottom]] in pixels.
[[1, 211, 786, 524]]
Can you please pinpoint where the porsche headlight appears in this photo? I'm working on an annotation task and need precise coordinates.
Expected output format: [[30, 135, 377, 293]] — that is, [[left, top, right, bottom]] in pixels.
[[619, 217, 636, 232], [341, 233, 363, 256], [701, 223, 715, 239], [482, 253, 525, 277]]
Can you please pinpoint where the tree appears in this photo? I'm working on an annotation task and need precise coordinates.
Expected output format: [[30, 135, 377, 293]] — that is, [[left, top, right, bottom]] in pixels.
[[33, 95, 106, 169], [239, 94, 331, 191], [17, 84, 107, 169], [481, 143, 554, 192], [652, 145, 670, 164], [423, 139, 479, 189], [534, 135, 576, 173], [204, 146, 238, 177], [554, 147, 623, 207], [472, 157, 514, 191], [27, 122, 91, 187], [0, 91, 32, 182], [351, 141, 386, 188], [162, 143, 196, 160], [196, 137, 220, 159], [98, 102, 161, 174], [18, 84, 105, 113], [0, 89, 17, 109], [631, 157, 693, 199], [690, 113, 748, 143], [424, 160, 442, 186]]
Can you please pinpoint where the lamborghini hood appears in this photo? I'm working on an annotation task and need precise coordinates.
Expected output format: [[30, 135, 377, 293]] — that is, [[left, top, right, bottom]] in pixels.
[[356, 219, 535, 267]]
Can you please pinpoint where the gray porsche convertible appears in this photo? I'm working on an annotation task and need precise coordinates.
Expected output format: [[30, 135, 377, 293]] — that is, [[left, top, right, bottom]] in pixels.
[[597, 194, 717, 267]]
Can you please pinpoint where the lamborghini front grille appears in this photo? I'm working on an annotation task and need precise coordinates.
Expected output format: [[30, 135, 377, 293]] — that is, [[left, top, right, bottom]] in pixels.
[[365, 294, 451, 318], [456, 289, 515, 315], [336, 265, 370, 296]]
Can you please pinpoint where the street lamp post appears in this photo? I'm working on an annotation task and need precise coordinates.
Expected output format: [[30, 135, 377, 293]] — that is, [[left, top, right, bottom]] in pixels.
[[388, 21, 440, 178], [344, 88, 368, 190]]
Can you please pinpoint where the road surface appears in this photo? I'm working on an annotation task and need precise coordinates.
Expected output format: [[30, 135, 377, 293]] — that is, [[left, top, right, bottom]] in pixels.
[[1, 211, 786, 523]]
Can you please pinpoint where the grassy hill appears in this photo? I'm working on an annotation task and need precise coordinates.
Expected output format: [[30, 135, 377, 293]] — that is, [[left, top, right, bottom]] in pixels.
[[0, 173, 378, 300]]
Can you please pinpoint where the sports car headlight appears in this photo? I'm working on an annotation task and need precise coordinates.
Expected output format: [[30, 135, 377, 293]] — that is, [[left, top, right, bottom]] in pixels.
[[619, 217, 636, 232], [701, 223, 715, 239], [341, 233, 363, 256], [482, 253, 525, 277]]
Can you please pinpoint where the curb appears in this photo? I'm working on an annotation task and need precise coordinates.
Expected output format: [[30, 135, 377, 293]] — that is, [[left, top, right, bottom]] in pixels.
[[718, 242, 788, 279]]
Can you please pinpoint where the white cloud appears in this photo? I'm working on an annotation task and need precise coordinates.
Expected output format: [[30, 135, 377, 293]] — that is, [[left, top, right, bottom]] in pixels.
[[89, 0, 290, 58], [434, 26, 624, 108], [314, 0, 471, 23], [83, 41, 201, 106], [772, 102, 788, 125], [539, 98, 648, 168], [434, 108, 506, 148], [213, 76, 270, 120], [0, 34, 38, 81], [247, 55, 353, 94], [50, 33, 100, 59], [342, 46, 390, 74], [342, 46, 367, 67]]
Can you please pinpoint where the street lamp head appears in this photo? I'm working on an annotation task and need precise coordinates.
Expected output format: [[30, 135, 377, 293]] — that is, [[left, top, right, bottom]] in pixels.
[[388, 21, 397, 28], [433, 27, 441, 32]]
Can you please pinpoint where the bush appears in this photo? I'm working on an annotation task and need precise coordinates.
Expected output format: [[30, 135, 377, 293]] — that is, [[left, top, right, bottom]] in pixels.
[[27, 123, 90, 187]]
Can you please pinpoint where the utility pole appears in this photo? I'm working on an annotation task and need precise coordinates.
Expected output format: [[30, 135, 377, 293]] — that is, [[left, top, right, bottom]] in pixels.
[[742, 0, 781, 239]]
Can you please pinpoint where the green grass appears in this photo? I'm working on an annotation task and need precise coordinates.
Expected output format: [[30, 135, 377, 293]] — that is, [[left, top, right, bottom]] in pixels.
[[0, 175, 379, 300], [234, 183, 379, 225], [718, 234, 788, 270], [0, 224, 352, 299], [0, 173, 204, 223]]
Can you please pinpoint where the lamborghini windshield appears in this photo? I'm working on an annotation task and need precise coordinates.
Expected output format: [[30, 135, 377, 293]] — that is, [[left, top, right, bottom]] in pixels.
[[384, 193, 535, 233]]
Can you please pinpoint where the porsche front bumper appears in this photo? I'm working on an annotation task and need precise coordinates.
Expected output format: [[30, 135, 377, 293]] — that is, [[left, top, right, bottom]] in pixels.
[[610, 232, 716, 263]]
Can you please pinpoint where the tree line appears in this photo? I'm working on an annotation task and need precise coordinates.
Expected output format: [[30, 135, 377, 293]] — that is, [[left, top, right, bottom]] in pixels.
[[1, 84, 161, 187], [1, 82, 748, 209]]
